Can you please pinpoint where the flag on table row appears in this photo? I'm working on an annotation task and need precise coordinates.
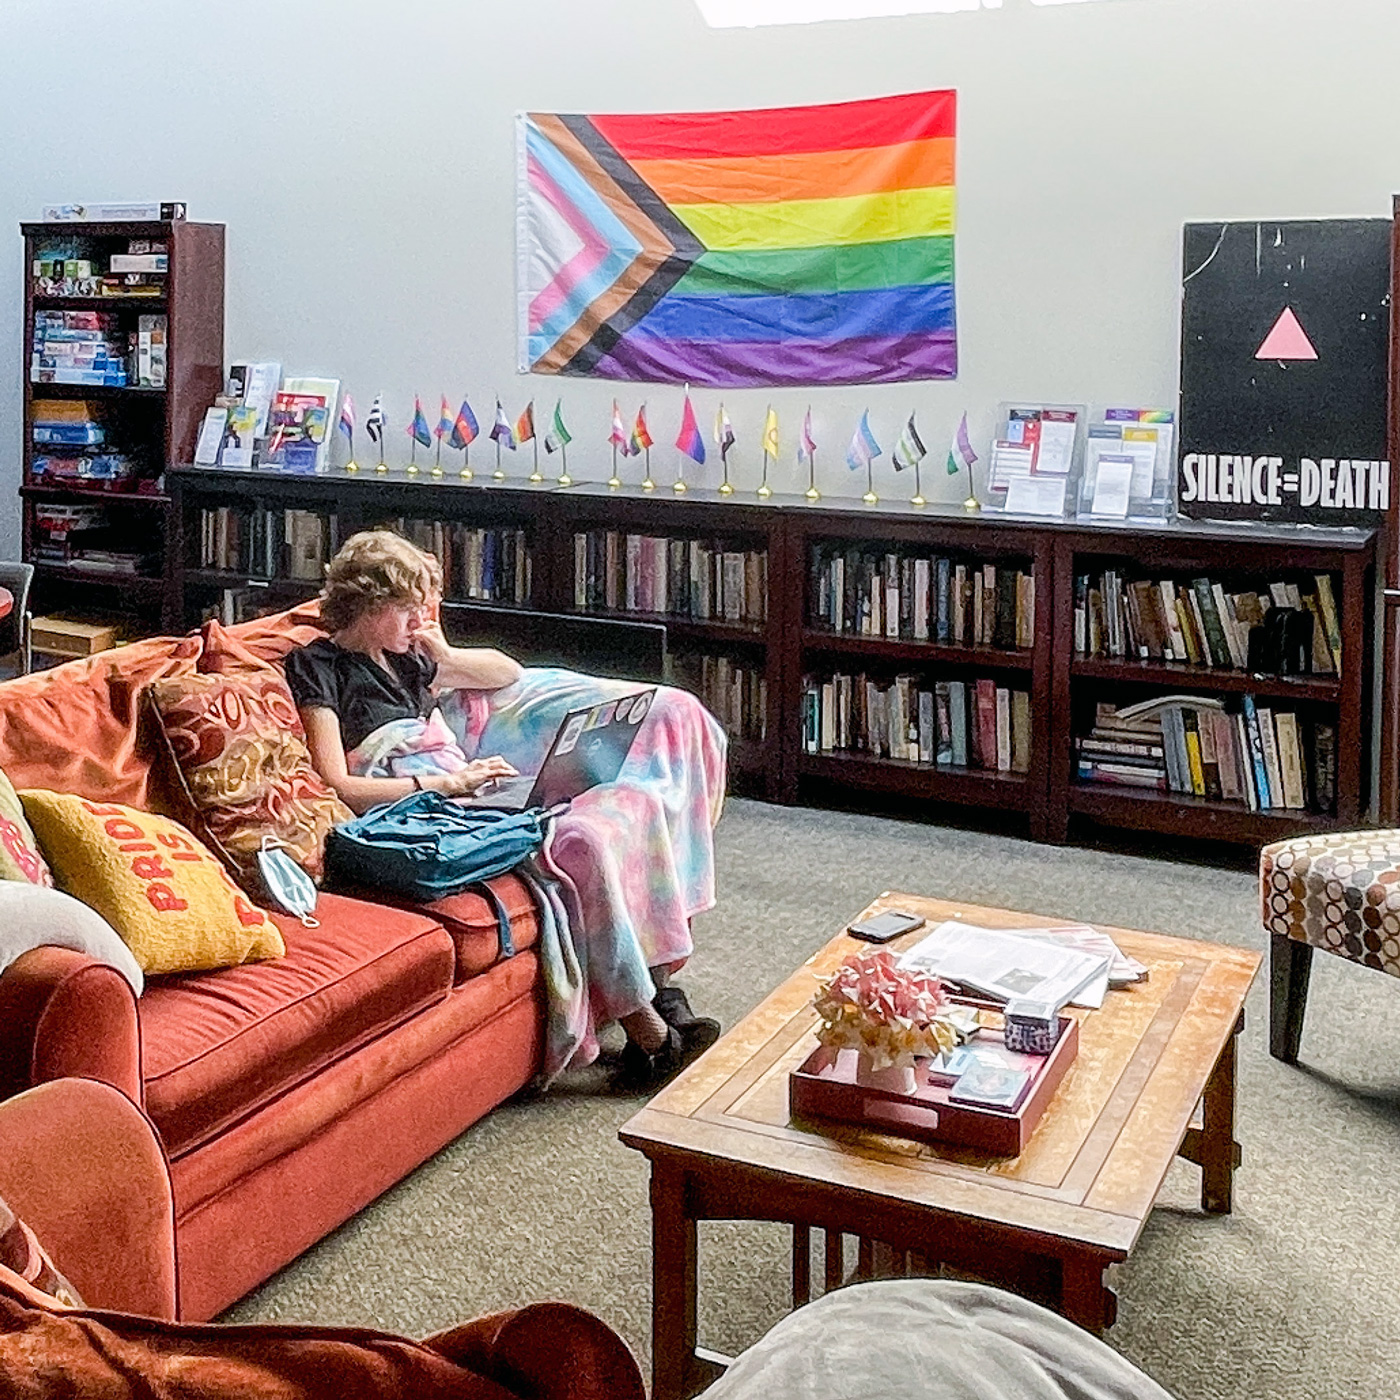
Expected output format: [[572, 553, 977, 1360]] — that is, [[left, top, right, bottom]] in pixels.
[[674, 390, 705, 463], [714, 405, 735, 462], [892, 411, 926, 472], [846, 410, 881, 471], [515, 401, 535, 445], [451, 399, 479, 450], [490, 400, 516, 449], [545, 400, 572, 454]]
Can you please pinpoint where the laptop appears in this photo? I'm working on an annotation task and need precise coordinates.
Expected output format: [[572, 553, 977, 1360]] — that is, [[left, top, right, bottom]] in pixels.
[[459, 688, 656, 811]]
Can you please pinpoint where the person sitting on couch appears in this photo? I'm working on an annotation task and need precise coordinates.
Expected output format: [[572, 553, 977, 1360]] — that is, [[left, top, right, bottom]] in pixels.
[[284, 529, 725, 1091]]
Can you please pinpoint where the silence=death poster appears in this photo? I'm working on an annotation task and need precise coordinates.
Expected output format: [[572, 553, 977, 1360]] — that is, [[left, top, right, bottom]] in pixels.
[[1178, 218, 1390, 526]]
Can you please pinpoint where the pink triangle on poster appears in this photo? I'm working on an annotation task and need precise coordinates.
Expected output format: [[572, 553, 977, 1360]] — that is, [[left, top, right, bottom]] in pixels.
[[1256, 306, 1319, 361]]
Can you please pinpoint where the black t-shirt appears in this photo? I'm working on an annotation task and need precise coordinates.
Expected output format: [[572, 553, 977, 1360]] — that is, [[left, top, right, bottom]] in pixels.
[[284, 636, 438, 752]]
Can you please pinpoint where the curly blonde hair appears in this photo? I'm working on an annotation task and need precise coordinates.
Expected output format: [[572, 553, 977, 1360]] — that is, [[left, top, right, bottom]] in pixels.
[[319, 530, 443, 633]]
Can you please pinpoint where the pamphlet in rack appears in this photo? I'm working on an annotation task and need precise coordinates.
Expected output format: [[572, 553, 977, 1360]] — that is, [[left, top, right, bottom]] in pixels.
[[987, 403, 1085, 517], [1079, 409, 1177, 520]]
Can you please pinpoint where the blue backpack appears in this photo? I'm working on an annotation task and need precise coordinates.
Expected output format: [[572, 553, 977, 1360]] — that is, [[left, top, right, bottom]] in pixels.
[[325, 790, 551, 907]]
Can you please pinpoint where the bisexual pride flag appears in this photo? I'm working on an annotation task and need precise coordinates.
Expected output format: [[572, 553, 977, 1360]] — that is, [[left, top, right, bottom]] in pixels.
[[518, 90, 957, 388]]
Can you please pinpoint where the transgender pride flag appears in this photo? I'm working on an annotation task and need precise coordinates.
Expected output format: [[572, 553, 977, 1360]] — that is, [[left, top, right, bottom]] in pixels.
[[517, 90, 957, 388]]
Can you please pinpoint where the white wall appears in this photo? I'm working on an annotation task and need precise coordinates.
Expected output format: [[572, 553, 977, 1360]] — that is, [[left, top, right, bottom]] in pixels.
[[3, 0, 1399, 554]]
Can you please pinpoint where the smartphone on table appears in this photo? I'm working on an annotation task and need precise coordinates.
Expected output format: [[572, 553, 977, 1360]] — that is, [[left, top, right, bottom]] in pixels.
[[847, 909, 926, 943]]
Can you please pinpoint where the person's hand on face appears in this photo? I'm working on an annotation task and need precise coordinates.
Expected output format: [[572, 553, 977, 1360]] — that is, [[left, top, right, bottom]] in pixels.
[[410, 613, 450, 663]]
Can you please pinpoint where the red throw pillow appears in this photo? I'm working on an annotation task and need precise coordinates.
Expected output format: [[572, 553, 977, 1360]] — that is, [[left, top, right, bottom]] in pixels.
[[146, 671, 351, 887]]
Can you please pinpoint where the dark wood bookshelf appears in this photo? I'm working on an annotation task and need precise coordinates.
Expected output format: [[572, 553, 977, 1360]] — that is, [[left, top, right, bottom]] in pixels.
[[21, 218, 224, 633], [166, 467, 1376, 842]]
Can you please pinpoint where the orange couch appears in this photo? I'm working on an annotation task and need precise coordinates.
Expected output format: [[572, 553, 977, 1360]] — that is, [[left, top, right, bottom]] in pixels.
[[0, 1077, 644, 1399], [0, 607, 547, 1322]]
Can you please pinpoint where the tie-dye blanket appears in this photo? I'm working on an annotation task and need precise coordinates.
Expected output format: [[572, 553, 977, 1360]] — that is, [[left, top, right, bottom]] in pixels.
[[344, 706, 470, 780], [349, 669, 727, 1080]]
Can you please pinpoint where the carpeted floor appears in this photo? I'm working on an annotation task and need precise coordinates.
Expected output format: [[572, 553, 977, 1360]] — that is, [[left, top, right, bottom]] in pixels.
[[226, 798, 1400, 1400]]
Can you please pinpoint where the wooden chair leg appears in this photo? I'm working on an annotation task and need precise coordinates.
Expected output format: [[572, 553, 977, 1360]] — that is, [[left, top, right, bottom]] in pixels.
[[1270, 933, 1313, 1064]]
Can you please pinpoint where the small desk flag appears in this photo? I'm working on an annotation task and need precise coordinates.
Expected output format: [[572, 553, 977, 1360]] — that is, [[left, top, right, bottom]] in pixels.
[[451, 399, 479, 450], [490, 400, 516, 448], [365, 395, 385, 446], [714, 405, 735, 461], [338, 394, 355, 443], [675, 392, 705, 463], [762, 406, 780, 459], [435, 397, 454, 441], [846, 410, 882, 471], [947, 410, 978, 475], [798, 408, 817, 464], [545, 400, 572, 453], [892, 412, 927, 472], [631, 405, 654, 454], [515, 401, 535, 444], [408, 396, 432, 448]]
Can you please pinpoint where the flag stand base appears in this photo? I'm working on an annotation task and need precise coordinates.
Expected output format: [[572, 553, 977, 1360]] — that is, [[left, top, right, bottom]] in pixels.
[[493, 470, 507, 482], [717, 481, 734, 496], [430, 464, 444, 478], [910, 493, 927, 507], [673, 479, 688, 494], [606, 476, 622, 489], [804, 485, 821, 501], [963, 495, 981, 512], [557, 474, 574, 487], [862, 489, 878, 505], [375, 462, 388, 474], [459, 466, 474, 481], [528, 471, 544, 483], [345, 461, 359, 473], [756, 483, 772, 499], [641, 478, 657, 491]]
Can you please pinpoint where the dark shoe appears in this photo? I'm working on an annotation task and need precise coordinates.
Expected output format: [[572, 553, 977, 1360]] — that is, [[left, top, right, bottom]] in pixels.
[[617, 1023, 714, 1094], [653, 986, 721, 1056]]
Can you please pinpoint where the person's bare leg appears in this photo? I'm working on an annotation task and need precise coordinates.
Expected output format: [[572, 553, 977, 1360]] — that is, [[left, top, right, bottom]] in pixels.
[[621, 1003, 670, 1053]]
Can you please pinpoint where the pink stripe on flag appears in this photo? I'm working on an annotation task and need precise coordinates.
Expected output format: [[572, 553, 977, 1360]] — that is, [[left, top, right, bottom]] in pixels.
[[527, 153, 615, 333]]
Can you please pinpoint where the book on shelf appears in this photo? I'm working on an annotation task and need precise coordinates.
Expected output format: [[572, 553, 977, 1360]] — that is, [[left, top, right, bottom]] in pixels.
[[801, 669, 1030, 775], [394, 518, 531, 605], [198, 505, 340, 580], [1075, 693, 1335, 814], [572, 531, 766, 624], [1074, 567, 1341, 675], [672, 651, 767, 743], [808, 543, 1033, 649]]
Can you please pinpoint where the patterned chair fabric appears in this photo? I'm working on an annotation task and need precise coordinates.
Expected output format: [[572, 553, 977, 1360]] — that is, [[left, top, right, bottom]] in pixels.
[[1260, 830, 1400, 1063], [1261, 831, 1400, 978]]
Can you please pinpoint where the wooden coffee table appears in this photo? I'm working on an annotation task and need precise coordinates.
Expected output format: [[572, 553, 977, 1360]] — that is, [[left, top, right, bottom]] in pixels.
[[620, 893, 1261, 1400]]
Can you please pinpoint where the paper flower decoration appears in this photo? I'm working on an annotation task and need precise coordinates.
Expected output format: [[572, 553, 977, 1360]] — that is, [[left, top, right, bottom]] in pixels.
[[812, 949, 959, 1072]]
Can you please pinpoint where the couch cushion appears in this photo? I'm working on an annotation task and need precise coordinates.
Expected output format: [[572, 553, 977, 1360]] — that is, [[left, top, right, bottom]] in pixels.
[[0, 632, 203, 810], [19, 794, 285, 977], [145, 672, 352, 888], [139, 892, 454, 1156], [419, 873, 542, 982]]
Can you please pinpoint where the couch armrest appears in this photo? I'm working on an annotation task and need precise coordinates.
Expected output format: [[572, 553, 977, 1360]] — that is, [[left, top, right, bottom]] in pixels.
[[424, 1302, 644, 1400], [0, 946, 142, 1105], [0, 1077, 176, 1319]]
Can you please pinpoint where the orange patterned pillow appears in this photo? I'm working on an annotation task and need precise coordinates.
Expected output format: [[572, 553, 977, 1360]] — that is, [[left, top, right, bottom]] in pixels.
[[146, 671, 351, 887]]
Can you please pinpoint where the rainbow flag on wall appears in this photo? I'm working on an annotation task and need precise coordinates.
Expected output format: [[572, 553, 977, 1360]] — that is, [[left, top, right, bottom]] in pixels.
[[518, 90, 957, 388]]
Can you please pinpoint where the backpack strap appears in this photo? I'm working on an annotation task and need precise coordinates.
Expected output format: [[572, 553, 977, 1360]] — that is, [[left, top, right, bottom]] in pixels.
[[468, 880, 516, 960]]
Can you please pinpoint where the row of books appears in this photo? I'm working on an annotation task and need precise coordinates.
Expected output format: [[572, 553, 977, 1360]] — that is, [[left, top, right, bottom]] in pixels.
[[198, 507, 341, 582], [1077, 696, 1336, 813], [808, 545, 1035, 649], [572, 532, 767, 624], [1073, 571, 1342, 674], [673, 652, 767, 743], [393, 518, 532, 606], [801, 671, 1032, 774]]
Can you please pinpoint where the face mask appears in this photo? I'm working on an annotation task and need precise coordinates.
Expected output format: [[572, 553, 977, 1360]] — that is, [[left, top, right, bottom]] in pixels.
[[256, 841, 319, 927]]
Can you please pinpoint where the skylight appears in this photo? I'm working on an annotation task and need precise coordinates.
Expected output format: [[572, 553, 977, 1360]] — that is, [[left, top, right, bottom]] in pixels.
[[697, 0, 1108, 25]]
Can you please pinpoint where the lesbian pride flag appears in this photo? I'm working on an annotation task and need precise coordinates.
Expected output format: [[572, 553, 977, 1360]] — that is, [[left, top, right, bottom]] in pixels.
[[518, 90, 956, 388]]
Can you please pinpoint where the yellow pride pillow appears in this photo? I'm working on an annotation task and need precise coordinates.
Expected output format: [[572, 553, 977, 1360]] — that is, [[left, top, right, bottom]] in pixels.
[[18, 792, 285, 975]]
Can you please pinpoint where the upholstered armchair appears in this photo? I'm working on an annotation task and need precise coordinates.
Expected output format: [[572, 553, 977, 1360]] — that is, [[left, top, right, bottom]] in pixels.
[[1260, 831, 1400, 1061]]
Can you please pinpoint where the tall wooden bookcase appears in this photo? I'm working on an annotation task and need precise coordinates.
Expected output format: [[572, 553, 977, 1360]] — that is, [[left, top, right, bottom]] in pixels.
[[167, 466, 1375, 847], [20, 219, 224, 635]]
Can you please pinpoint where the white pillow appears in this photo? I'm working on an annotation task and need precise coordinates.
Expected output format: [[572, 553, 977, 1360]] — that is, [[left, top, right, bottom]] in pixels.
[[0, 882, 144, 996]]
